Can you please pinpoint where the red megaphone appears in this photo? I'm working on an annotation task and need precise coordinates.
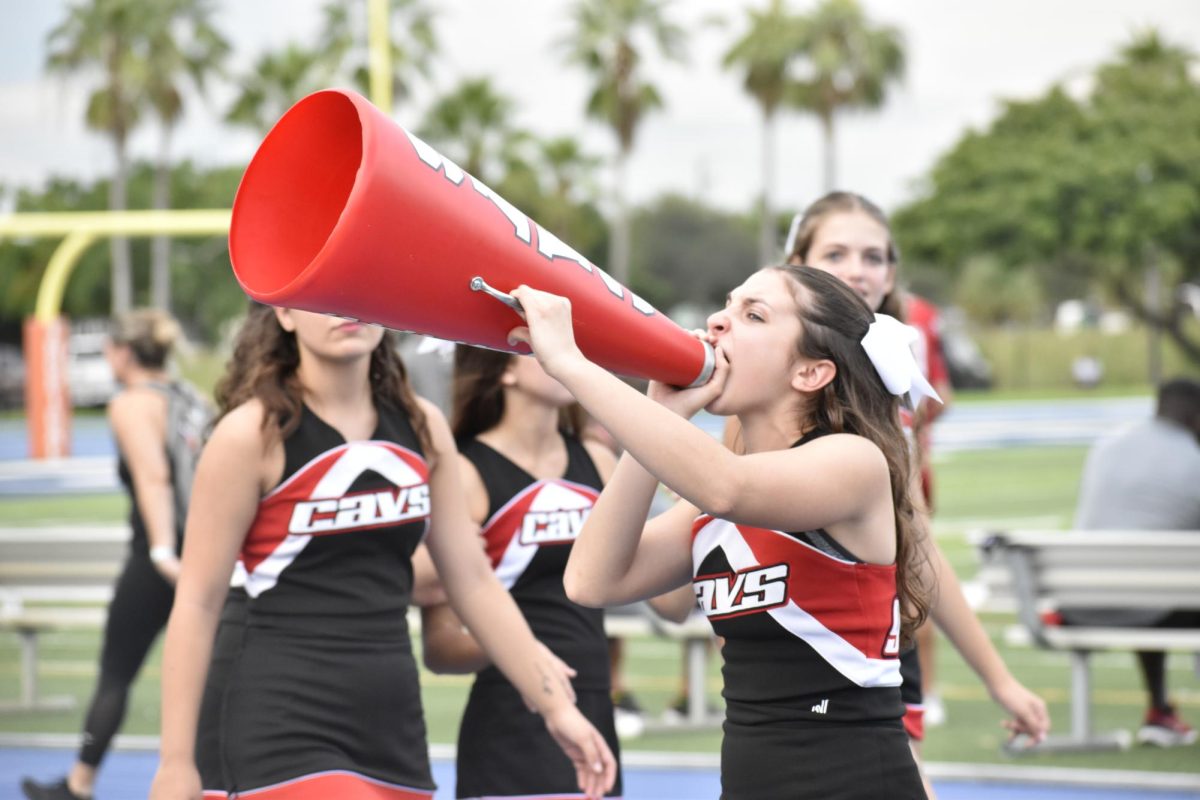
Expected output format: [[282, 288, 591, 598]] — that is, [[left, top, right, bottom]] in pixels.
[[228, 89, 713, 387]]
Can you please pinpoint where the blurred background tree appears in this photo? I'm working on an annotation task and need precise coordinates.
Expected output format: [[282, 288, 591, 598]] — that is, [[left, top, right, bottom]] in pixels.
[[722, 0, 807, 265], [560, 0, 686, 285], [46, 0, 150, 314], [9, 1, 1199, 390], [143, 0, 230, 312], [788, 0, 905, 193], [894, 31, 1200, 368]]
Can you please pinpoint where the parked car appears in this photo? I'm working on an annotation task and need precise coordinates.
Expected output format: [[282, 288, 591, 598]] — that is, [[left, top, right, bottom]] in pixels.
[[0, 344, 25, 409], [940, 307, 994, 390], [67, 327, 116, 408]]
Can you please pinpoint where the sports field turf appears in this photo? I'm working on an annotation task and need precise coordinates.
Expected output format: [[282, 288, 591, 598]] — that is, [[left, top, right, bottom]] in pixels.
[[1, 444, 1196, 774]]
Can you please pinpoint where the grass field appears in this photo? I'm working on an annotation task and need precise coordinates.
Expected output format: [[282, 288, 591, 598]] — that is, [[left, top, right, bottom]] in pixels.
[[1, 444, 1197, 775]]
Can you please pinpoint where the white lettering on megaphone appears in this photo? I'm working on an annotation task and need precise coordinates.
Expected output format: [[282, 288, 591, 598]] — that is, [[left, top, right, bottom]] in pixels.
[[402, 125, 658, 318], [403, 129, 466, 185], [469, 177, 532, 244], [631, 294, 655, 316]]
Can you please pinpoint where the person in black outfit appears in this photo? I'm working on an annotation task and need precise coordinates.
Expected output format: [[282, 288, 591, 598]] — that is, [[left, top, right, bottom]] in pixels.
[[149, 305, 615, 800], [412, 345, 623, 799], [23, 310, 209, 800], [512, 267, 934, 799]]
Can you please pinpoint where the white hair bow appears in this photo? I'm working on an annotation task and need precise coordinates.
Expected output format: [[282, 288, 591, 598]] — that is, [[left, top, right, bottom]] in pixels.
[[860, 314, 943, 409]]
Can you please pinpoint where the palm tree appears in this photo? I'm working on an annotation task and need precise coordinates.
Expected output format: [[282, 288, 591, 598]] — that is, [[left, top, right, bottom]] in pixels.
[[561, 0, 685, 284], [315, 0, 437, 109], [225, 44, 323, 135], [46, 0, 148, 314], [418, 77, 526, 186], [723, 0, 807, 263], [790, 0, 904, 192], [535, 136, 602, 240], [144, 0, 229, 311]]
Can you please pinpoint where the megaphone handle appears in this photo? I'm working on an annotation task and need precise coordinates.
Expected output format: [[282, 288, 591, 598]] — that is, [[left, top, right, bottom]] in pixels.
[[470, 276, 524, 314]]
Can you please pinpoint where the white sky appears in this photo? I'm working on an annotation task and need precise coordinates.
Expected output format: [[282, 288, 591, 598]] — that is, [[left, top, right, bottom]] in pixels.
[[1, 0, 1197, 217]]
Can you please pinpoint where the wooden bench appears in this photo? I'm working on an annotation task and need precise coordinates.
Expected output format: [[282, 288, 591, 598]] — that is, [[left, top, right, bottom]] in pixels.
[[970, 529, 1200, 752], [0, 525, 127, 711]]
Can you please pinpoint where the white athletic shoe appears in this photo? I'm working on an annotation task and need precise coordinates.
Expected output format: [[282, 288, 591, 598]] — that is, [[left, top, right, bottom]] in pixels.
[[1137, 707, 1198, 747], [614, 707, 646, 739]]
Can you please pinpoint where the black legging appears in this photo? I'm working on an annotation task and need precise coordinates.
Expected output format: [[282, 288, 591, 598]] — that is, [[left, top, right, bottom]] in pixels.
[[79, 552, 173, 767]]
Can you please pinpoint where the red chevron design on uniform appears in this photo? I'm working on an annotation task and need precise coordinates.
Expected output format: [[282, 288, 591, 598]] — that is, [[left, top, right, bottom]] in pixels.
[[692, 516, 901, 682], [481, 479, 599, 589], [241, 441, 429, 594]]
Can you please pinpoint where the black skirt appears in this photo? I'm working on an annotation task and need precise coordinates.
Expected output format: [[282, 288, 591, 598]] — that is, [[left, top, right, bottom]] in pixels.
[[455, 678, 623, 799], [720, 718, 925, 800], [200, 619, 435, 799]]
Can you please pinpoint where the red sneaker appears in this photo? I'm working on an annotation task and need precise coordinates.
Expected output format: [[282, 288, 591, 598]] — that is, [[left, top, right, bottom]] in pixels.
[[1137, 706, 1198, 747]]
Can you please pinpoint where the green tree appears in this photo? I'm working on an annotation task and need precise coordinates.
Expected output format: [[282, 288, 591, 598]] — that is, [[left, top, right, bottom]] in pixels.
[[531, 136, 603, 243], [629, 194, 757, 313], [723, 0, 807, 263], [143, 0, 229, 311], [315, 0, 437, 106], [894, 31, 1200, 367], [561, 0, 686, 284], [418, 77, 527, 185], [495, 135, 608, 269], [46, 0, 149, 314], [0, 162, 245, 342], [789, 0, 904, 192], [225, 44, 323, 135]]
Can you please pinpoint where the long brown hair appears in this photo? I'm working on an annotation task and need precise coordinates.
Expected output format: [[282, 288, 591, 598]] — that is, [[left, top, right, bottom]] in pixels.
[[787, 191, 906, 321], [773, 265, 930, 643], [214, 303, 430, 452], [451, 345, 584, 443]]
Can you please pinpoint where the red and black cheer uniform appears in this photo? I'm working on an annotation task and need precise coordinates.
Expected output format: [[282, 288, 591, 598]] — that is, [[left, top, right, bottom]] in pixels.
[[454, 435, 623, 800], [198, 403, 436, 799], [693, 431, 924, 799]]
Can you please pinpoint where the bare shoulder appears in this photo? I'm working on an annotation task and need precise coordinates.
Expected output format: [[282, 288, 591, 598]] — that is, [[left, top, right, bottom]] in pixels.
[[414, 396, 455, 464], [797, 432, 889, 479], [582, 438, 618, 481], [108, 386, 166, 423], [209, 399, 269, 452], [414, 396, 450, 437], [455, 451, 484, 492]]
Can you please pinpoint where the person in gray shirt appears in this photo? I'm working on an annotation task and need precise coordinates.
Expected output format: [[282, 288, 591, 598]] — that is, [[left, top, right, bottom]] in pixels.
[[1072, 378, 1200, 747]]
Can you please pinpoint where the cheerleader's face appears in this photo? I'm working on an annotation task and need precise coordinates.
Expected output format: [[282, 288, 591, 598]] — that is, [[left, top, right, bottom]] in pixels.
[[704, 269, 805, 417], [796, 210, 895, 313], [275, 308, 385, 362], [504, 353, 575, 409]]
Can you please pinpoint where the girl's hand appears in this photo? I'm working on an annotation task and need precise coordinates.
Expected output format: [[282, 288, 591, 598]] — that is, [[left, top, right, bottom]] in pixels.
[[647, 329, 729, 418], [519, 641, 578, 711], [506, 286, 584, 379], [991, 675, 1051, 746], [543, 704, 618, 800]]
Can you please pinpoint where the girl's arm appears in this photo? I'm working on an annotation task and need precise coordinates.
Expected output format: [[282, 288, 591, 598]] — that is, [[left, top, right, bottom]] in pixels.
[[417, 453, 489, 673], [419, 453, 581, 692], [110, 389, 180, 583], [565, 450, 696, 608], [923, 540, 1050, 743], [648, 582, 699, 624], [150, 404, 272, 800], [509, 287, 891, 540], [418, 399, 615, 799]]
